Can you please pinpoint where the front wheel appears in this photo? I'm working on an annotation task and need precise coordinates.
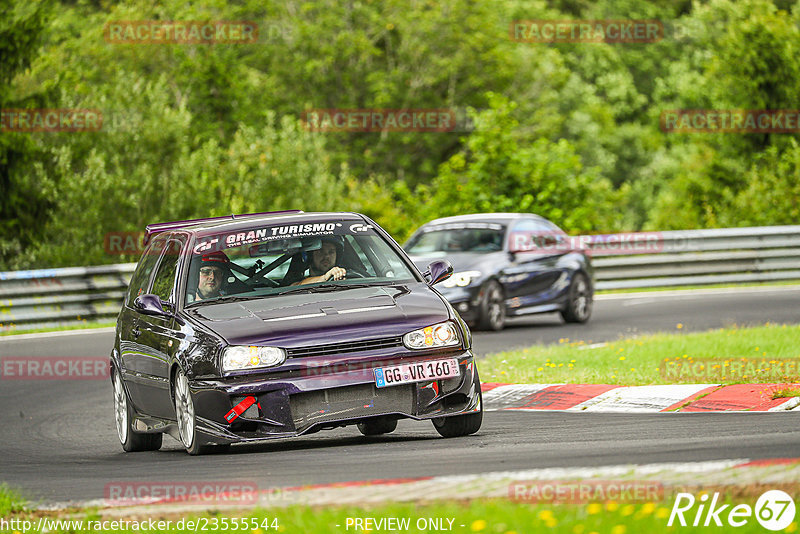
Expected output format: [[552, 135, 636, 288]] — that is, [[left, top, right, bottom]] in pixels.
[[477, 280, 505, 331], [560, 272, 592, 323], [174, 369, 209, 455], [432, 403, 482, 438], [112, 369, 162, 452], [357, 417, 398, 436], [432, 379, 483, 438]]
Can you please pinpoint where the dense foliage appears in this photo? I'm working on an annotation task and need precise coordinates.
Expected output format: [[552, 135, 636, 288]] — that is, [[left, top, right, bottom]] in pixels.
[[2, 0, 799, 269]]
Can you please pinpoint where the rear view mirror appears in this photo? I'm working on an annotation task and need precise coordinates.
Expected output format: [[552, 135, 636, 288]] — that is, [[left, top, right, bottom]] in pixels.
[[249, 237, 322, 257], [133, 294, 172, 317], [425, 260, 453, 286]]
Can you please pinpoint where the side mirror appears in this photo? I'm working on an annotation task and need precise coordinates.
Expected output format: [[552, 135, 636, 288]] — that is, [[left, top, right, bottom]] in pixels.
[[133, 294, 173, 317], [425, 260, 453, 286]]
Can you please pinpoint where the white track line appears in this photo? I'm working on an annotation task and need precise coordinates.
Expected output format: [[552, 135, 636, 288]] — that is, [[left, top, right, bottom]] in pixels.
[[0, 326, 116, 341]]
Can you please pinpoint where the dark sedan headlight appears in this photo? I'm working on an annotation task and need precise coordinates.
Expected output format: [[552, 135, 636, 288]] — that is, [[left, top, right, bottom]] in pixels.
[[222, 345, 286, 372], [441, 270, 481, 288], [403, 321, 460, 349]]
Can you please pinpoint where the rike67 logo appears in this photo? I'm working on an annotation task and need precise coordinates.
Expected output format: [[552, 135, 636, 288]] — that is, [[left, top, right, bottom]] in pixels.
[[668, 490, 795, 531]]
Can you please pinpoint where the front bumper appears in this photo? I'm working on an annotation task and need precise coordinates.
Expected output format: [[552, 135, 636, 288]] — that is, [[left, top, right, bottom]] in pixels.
[[188, 351, 480, 445], [437, 287, 480, 322]]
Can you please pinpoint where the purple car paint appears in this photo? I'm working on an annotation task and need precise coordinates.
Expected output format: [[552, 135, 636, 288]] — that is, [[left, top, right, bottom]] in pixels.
[[112, 211, 482, 455]]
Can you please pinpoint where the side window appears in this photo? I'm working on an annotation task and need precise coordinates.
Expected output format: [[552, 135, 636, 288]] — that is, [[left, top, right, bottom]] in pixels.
[[151, 238, 185, 302], [511, 219, 552, 233], [126, 235, 167, 305], [510, 218, 565, 250]]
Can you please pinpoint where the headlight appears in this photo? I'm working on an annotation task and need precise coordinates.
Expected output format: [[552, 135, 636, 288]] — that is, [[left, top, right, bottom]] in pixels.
[[441, 270, 482, 288], [222, 345, 286, 372], [403, 321, 460, 350]]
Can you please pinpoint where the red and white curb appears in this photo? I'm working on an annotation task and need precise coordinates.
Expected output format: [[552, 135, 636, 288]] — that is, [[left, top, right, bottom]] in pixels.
[[481, 383, 800, 412], [86, 458, 800, 514]]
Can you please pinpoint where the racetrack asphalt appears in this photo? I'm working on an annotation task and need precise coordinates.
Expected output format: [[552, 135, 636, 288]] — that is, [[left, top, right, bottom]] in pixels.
[[0, 286, 798, 505]]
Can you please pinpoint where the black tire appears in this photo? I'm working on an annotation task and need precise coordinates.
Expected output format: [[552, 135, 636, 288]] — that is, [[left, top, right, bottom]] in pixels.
[[477, 280, 505, 331], [560, 272, 592, 323], [112, 369, 162, 452], [432, 402, 482, 438], [173, 369, 214, 455], [357, 417, 398, 436], [432, 379, 483, 438]]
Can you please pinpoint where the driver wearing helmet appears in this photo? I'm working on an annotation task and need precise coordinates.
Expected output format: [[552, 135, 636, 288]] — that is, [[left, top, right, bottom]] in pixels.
[[292, 237, 347, 285], [188, 251, 230, 302]]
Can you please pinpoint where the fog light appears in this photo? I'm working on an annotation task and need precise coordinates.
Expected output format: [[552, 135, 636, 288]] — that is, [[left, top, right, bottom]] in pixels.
[[457, 303, 469, 313]]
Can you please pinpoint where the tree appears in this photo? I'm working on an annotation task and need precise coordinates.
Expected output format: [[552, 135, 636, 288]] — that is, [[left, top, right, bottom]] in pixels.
[[0, 0, 53, 269]]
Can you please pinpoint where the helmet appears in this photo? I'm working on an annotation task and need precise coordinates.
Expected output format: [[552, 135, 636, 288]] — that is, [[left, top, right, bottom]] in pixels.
[[201, 250, 231, 264]]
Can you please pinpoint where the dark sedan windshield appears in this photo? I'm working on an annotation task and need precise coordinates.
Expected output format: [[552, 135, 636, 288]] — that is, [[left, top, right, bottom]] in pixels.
[[405, 224, 506, 254], [185, 222, 417, 305]]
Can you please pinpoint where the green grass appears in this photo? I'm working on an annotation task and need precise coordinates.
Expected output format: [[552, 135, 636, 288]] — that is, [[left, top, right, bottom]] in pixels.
[[0, 321, 116, 336], [596, 279, 800, 295], [773, 387, 800, 399], [2, 487, 795, 533], [479, 324, 800, 385], [0, 483, 27, 515]]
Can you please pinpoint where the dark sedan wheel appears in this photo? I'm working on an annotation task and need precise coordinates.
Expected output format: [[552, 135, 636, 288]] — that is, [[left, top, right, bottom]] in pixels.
[[560, 272, 592, 323], [113, 369, 162, 452], [477, 280, 505, 331], [357, 416, 398, 436]]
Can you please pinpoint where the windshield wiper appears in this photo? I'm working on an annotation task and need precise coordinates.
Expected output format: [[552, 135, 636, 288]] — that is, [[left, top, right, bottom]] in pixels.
[[186, 295, 260, 307], [278, 283, 376, 295]]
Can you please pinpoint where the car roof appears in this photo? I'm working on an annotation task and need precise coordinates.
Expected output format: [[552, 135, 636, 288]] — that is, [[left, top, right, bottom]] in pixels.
[[420, 212, 548, 226], [145, 211, 366, 244]]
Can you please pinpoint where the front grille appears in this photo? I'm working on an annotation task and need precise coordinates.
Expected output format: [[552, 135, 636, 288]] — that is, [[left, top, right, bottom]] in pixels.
[[290, 383, 414, 429], [286, 337, 403, 358]]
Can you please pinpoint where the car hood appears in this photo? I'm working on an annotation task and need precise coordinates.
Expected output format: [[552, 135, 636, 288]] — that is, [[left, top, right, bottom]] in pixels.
[[183, 283, 450, 348]]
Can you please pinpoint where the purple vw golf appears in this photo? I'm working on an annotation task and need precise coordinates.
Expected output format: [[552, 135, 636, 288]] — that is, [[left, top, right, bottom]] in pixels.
[[111, 211, 482, 454]]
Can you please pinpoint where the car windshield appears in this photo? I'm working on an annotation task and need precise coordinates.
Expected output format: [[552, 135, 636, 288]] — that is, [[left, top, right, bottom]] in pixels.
[[405, 223, 506, 255], [184, 220, 417, 305]]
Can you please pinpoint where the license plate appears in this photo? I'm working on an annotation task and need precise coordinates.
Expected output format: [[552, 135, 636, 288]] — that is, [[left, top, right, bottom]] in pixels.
[[374, 358, 460, 388]]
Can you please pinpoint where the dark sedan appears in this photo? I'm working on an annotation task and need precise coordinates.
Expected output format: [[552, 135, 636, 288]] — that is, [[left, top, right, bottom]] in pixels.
[[111, 211, 481, 455], [404, 213, 593, 331]]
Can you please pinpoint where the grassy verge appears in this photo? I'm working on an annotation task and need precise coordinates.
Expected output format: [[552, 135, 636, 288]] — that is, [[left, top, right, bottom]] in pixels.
[[773, 387, 800, 399], [2, 484, 796, 534], [0, 321, 116, 337], [0, 484, 26, 516], [479, 324, 800, 385]]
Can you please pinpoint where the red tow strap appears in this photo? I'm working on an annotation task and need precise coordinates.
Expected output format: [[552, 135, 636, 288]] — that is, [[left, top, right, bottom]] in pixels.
[[224, 396, 257, 423]]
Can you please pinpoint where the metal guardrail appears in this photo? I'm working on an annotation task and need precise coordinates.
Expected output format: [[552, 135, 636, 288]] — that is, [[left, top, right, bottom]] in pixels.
[[1, 226, 799, 332], [0, 264, 135, 332], [588, 226, 800, 290]]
